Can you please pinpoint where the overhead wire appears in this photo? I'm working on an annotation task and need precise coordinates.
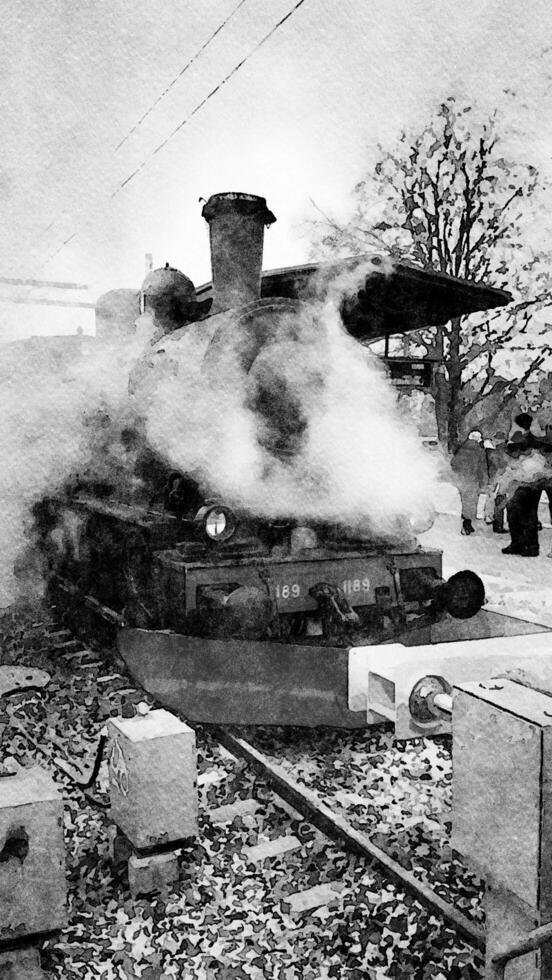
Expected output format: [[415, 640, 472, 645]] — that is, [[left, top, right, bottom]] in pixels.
[[113, 0, 249, 153], [37, 0, 249, 267], [111, 0, 307, 196], [46, 233, 77, 266], [39, 0, 308, 270]]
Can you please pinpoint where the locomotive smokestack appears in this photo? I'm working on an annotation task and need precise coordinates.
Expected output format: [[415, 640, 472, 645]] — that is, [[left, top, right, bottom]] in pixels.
[[202, 192, 276, 313]]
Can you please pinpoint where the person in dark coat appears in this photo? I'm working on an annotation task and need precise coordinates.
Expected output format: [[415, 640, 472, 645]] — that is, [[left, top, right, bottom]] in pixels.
[[451, 430, 488, 535], [541, 422, 552, 530], [502, 413, 552, 556], [502, 483, 542, 555]]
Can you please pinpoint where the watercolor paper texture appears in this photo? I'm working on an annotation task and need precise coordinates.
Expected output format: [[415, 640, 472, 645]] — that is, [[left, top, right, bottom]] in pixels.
[[3, 1, 552, 977]]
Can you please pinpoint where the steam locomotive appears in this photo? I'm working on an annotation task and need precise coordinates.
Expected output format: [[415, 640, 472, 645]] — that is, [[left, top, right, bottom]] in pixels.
[[41, 191, 517, 728]]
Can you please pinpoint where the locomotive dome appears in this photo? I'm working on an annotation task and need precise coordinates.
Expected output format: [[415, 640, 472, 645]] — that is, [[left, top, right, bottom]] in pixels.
[[141, 263, 210, 331], [141, 264, 195, 304]]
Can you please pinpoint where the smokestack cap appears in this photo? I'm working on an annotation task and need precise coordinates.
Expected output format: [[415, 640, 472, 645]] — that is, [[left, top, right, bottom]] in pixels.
[[202, 192, 276, 226]]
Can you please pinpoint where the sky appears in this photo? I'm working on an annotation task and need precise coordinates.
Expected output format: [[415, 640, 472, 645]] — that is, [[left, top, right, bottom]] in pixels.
[[2, 0, 552, 312]]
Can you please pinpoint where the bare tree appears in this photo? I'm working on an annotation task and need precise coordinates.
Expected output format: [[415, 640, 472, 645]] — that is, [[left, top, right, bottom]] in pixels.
[[307, 97, 552, 451]]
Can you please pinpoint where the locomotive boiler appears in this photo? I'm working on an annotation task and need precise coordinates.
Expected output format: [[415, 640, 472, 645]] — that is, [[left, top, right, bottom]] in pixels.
[[42, 191, 540, 729]]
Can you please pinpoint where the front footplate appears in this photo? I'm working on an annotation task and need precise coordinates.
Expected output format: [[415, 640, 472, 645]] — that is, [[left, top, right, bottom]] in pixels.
[[117, 628, 367, 728], [118, 608, 552, 733]]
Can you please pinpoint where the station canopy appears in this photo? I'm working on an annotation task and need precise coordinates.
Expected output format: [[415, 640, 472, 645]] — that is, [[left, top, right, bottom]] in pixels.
[[258, 256, 512, 343]]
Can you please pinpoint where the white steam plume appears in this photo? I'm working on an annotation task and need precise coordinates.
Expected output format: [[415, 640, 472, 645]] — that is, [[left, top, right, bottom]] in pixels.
[[140, 259, 441, 542], [0, 321, 154, 607], [496, 452, 552, 500], [0, 259, 444, 608]]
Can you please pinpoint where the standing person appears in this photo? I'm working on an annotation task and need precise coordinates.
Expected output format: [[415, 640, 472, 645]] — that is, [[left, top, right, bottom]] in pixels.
[[502, 483, 542, 555], [501, 412, 550, 557], [451, 430, 488, 535], [541, 422, 552, 529], [484, 437, 508, 533], [483, 438, 495, 525]]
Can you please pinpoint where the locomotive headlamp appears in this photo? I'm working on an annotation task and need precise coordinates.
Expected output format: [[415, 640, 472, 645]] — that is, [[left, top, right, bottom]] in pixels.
[[206, 509, 229, 540], [195, 504, 237, 543]]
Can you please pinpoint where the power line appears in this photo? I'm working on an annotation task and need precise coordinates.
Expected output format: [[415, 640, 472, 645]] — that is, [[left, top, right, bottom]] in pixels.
[[0, 297, 95, 309], [114, 0, 249, 153], [37, 1, 250, 265], [111, 0, 308, 197], [39, 233, 77, 271], [39, 0, 308, 269], [0, 276, 88, 290]]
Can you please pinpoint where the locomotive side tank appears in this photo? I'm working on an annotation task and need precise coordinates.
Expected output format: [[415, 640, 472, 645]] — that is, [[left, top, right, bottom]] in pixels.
[[44, 191, 542, 729]]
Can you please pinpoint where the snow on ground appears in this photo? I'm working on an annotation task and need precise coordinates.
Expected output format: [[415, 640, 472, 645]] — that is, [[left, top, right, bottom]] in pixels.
[[421, 484, 552, 627]]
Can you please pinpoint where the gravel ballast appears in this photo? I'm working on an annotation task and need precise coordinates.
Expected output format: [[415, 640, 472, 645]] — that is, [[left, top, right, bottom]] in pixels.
[[0, 603, 484, 979]]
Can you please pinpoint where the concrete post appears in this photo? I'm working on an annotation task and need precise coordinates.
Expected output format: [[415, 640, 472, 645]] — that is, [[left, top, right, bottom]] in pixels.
[[453, 679, 552, 979]]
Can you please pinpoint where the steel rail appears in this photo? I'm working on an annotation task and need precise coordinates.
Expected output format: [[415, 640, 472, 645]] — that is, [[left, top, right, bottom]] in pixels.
[[213, 727, 485, 952]]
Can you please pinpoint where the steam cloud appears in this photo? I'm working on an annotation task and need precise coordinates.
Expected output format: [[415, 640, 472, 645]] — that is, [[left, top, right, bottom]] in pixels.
[[496, 452, 552, 498], [139, 260, 441, 542], [0, 259, 446, 607], [0, 323, 153, 606]]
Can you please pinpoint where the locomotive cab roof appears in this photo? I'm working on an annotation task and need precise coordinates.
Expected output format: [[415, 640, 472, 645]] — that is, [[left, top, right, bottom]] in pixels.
[[195, 255, 512, 342]]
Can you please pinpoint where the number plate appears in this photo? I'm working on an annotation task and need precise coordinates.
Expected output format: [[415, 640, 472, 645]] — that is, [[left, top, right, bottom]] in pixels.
[[274, 577, 371, 602], [271, 560, 380, 612]]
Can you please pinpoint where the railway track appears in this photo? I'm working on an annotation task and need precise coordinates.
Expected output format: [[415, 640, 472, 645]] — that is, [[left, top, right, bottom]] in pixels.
[[0, 605, 485, 978], [213, 727, 484, 951]]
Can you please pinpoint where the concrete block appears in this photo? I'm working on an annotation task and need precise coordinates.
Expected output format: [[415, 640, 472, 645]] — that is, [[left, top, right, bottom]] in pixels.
[[484, 884, 542, 980], [0, 944, 44, 980], [128, 850, 180, 898], [208, 799, 260, 825], [107, 709, 198, 849], [243, 835, 301, 863], [452, 679, 552, 911], [0, 766, 66, 943], [282, 882, 343, 916]]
